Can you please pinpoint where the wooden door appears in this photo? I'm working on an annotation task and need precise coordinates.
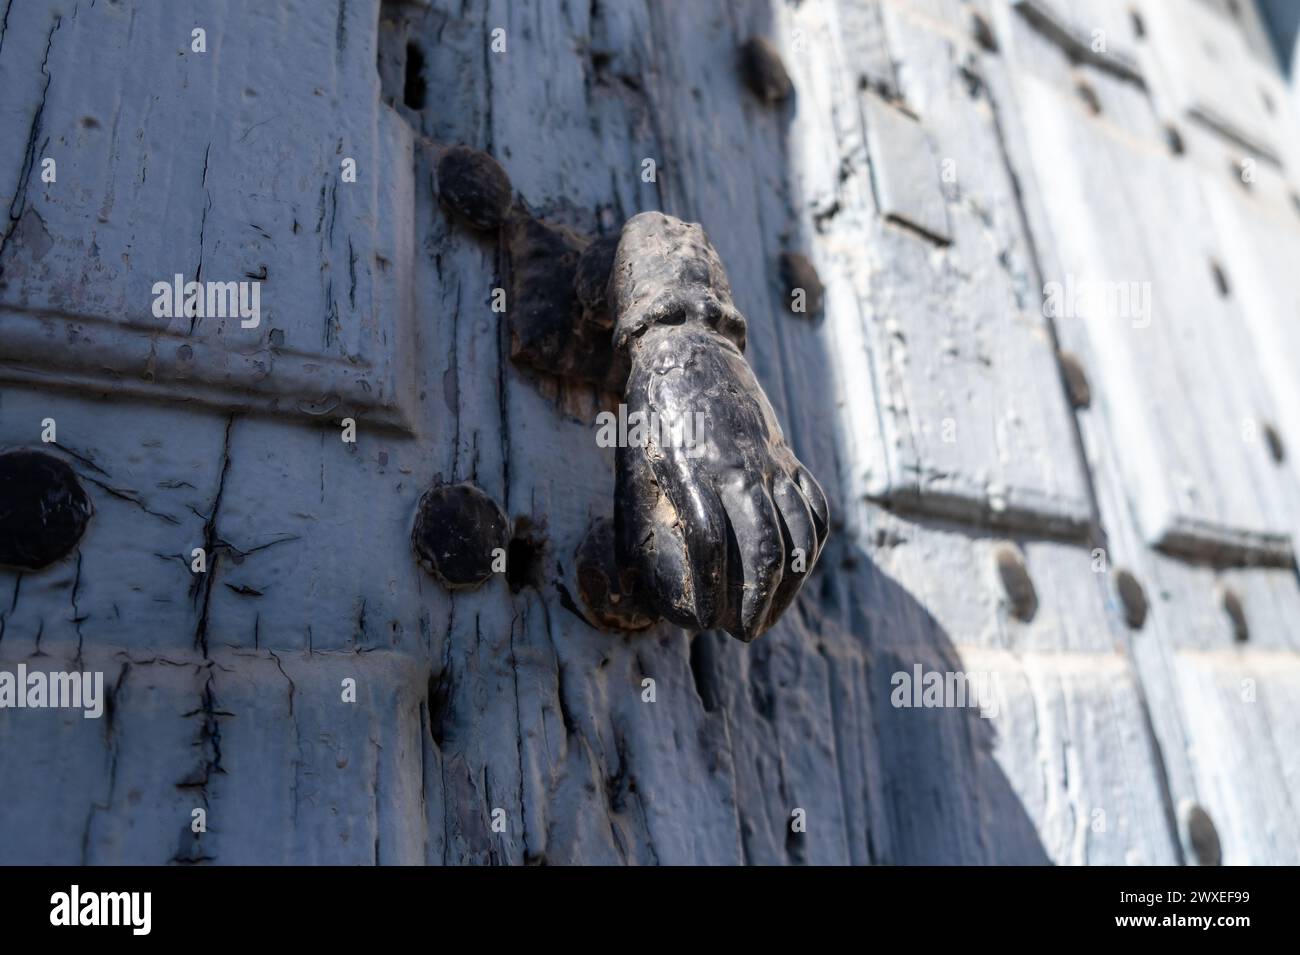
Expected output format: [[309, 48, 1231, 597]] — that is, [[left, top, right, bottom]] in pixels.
[[2, 0, 1298, 866]]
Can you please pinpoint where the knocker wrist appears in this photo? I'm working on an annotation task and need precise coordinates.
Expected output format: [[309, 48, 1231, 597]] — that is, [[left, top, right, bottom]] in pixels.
[[609, 211, 748, 355]]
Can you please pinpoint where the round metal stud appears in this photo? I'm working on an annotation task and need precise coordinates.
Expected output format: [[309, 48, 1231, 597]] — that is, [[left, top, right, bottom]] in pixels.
[[1114, 568, 1148, 630], [994, 542, 1038, 622], [411, 481, 509, 590], [1179, 800, 1222, 866], [1058, 350, 1091, 409], [740, 36, 792, 104], [0, 450, 93, 571], [778, 252, 824, 318], [437, 146, 513, 232]]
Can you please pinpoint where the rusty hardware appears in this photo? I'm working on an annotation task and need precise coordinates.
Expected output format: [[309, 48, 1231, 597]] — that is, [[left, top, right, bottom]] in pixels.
[[1113, 567, 1148, 629], [432, 142, 628, 391], [609, 212, 830, 641], [434, 165, 831, 641], [740, 36, 792, 104], [432, 140, 629, 391], [574, 234, 620, 331], [504, 215, 629, 391], [575, 518, 655, 632], [0, 450, 94, 571], [411, 481, 509, 590], [994, 543, 1038, 622]]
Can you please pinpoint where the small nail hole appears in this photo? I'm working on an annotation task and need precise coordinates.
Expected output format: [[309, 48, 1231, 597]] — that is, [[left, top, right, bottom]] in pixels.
[[1218, 585, 1248, 643], [1209, 260, 1230, 297], [1164, 124, 1184, 156], [1057, 350, 1091, 408], [971, 11, 998, 52], [1075, 80, 1101, 115], [1261, 421, 1285, 464]]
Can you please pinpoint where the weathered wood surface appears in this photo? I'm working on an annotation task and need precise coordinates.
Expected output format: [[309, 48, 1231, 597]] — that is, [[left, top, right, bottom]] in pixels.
[[1, 0, 1299, 865]]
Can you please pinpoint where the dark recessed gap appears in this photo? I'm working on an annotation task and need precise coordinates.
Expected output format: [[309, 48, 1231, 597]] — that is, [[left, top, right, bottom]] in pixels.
[[689, 633, 720, 713], [749, 644, 777, 721], [1261, 88, 1275, 115], [1130, 9, 1145, 39], [404, 42, 427, 111], [785, 821, 807, 864], [506, 519, 546, 593], [1290, 192, 1300, 218], [1210, 260, 1230, 297], [426, 669, 452, 748]]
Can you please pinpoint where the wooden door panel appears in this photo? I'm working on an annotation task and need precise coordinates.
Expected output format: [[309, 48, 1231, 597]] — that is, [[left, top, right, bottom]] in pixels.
[[814, 3, 1094, 534], [2, 0, 1299, 868], [0, 0, 420, 432], [864, 510, 1179, 864], [1141, 0, 1298, 162], [1010, 57, 1295, 562]]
